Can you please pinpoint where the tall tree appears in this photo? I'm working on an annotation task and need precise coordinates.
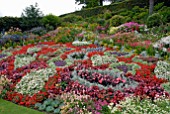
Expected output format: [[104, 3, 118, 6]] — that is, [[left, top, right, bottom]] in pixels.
[[149, 0, 154, 15], [21, 3, 44, 30], [21, 3, 43, 18]]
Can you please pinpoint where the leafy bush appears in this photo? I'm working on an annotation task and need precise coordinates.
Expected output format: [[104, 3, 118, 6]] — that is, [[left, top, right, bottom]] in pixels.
[[154, 2, 165, 11], [108, 27, 118, 34], [146, 45, 156, 56], [158, 6, 170, 23], [41, 14, 61, 30], [96, 18, 106, 26], [109, 15, 125, 26], [61, 14, 83, 23], [104, 10, 112, 20], [0, 17, 21, 32], [147, 13, 163, 28]]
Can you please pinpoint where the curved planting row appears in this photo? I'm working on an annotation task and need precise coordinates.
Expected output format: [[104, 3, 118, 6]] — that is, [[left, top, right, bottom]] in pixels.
[[0, 41, 170, 114]]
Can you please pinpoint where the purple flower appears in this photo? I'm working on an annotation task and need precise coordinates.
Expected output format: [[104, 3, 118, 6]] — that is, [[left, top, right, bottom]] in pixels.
[[0, 54, 7, 59], [123, 22, 140, 28], [54, 60, 66, 67], [110, 51, 128, 56], [117, 65, 128, 73]]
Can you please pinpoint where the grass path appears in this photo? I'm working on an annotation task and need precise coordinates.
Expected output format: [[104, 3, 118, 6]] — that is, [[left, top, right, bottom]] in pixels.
[[0, 99, 45, 114]]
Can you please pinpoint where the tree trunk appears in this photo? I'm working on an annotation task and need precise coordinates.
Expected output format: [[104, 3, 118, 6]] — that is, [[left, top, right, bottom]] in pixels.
[[149, 0, 154, 15], [100, 0, 103, 6]]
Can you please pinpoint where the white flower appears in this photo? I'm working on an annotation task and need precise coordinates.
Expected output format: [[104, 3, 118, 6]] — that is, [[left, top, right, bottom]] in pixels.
[[163, 47, 167, 52], [15, 68, 56, 96]]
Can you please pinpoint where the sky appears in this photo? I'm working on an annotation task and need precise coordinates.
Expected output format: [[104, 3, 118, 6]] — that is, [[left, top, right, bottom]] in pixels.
[[0, 0, 110, 17]]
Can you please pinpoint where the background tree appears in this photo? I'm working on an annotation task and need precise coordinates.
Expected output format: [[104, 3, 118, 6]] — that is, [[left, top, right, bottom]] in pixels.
[[149, 0, 154, 15], [20, 3, 44, 31], [75, 0, 114, 8]]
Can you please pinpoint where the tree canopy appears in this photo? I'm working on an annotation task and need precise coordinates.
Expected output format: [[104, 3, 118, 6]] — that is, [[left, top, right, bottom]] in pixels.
[[75, 0, 115, 8], [21, 3, 43, 30], [21, 3, 43, 18]]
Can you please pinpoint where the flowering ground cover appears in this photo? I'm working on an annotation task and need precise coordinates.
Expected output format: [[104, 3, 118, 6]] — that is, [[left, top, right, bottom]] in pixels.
[[0, 39, 170, 114]]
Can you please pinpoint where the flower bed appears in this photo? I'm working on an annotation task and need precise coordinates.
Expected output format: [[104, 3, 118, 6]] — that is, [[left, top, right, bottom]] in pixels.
[[0, 41, 170, 114]]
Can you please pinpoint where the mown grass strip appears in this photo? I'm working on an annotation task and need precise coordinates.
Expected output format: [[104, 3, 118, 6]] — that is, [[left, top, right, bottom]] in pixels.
[[0, 99, 45, 114]]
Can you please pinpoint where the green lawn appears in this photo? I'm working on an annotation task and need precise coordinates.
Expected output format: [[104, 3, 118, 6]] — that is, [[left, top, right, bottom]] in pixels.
[[0, 99, 45, 114]]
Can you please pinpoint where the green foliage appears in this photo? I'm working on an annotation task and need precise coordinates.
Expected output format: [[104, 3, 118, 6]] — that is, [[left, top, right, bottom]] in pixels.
[[54, 108, 60, 114], [61, 14, 83, 23], [21, 3, 43, 18], [41, 14, 61, 30], [101, 105, 112, 114], [154, 2, 164, 11], [0, 17, 21, 31], [120, 10, 133, 17], [0, 99, 44, 114], [0, 89, 8, 98], [96, 18, 106, 26], [35, 98, 63, 113], [109, 15, 125, 26], [147, 13, 163, 28], [75, 0, 114, 8], [51, 100, 60, 108], [21, 3, 43, 31], [38, 105, 46, 111], [158, 6, 170, 23], [61, 0, 142, 18], [43, 99, 53, 106], [45, 106, 55, 112], [146, 46, 155, 56], [104, 10, 112, 20], [161, 82, 170, 94], [34, 103, 42, 109]]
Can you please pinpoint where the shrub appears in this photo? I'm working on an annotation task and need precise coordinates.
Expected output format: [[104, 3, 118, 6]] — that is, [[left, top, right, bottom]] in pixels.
[[147, 13, 163, 28], [109, 15, 125, 26], [154, 2, 164, 11], [158, 6, 170, 23], [104, 10, 112, 20], [41, 14, 61, 30], [61, 14, 83, 23], [108, 27, 118, 34], [96, 18, 106, 26]]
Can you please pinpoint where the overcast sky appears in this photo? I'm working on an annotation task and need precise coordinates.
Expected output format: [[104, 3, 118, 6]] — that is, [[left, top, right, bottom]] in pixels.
[[0, 0, 110, 17]]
